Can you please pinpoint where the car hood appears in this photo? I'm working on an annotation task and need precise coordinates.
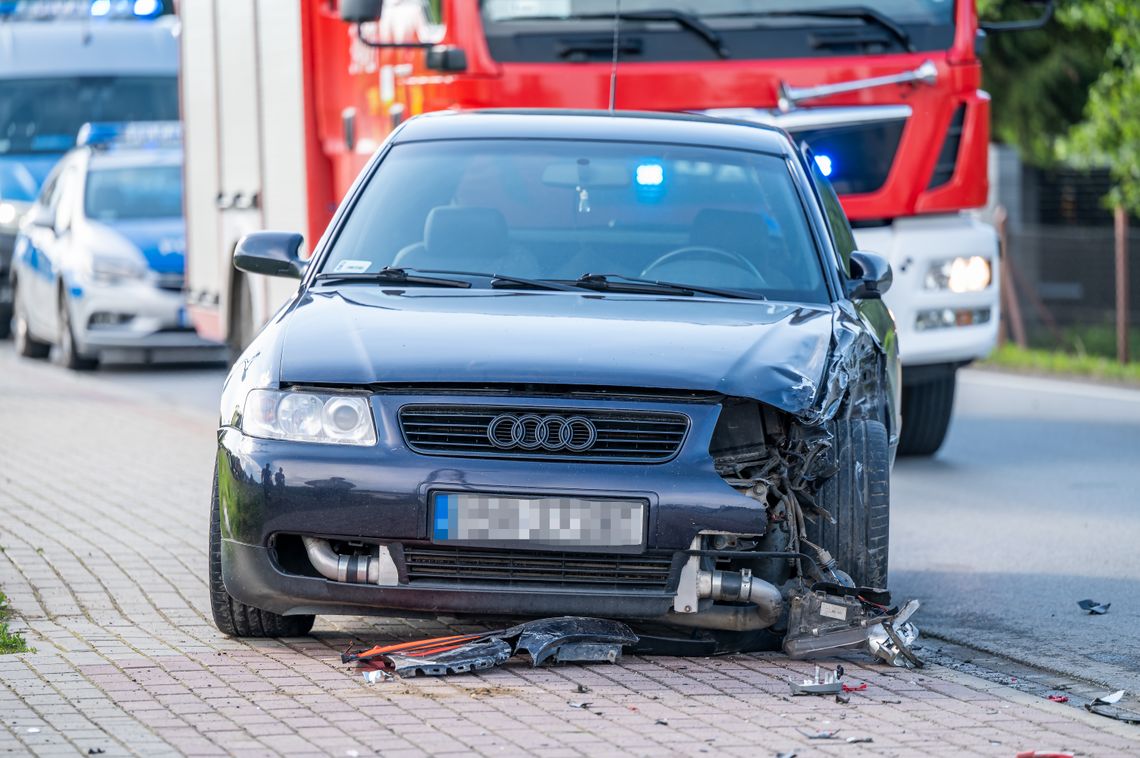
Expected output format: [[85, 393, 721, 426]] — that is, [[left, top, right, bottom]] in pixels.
[[277, 288, 837, 415], [82, 218, 185, 274]]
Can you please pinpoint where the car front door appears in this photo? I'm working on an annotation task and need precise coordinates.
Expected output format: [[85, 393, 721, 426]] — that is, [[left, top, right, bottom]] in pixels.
[[21, 163, 67, 339]]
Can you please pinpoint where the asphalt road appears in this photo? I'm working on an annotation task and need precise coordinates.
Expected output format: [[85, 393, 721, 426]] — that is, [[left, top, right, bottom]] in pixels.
[[32, 357, 1140, 693]]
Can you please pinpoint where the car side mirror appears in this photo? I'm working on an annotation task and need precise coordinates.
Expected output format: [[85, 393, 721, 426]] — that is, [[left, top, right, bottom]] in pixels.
[[29, 204, 54, 229], [234, 231, 306, 279], [847, 250, 892, 299], [340, 0, 381, 23]]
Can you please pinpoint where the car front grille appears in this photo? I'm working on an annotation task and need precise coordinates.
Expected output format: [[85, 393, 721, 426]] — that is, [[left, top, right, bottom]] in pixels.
[[398, 404, 689, 462], [402, 546, 677, 592]]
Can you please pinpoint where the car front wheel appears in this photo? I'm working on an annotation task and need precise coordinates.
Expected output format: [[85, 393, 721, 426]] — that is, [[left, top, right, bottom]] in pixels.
[[58, 295, 98, 371], [209, 470, 315, 638], [807, 417, 890, 589], [13, 279, 50, 359]]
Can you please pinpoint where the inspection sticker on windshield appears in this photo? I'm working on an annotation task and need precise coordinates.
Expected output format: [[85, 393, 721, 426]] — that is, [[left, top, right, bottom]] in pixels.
[[333, 259, 372, 273], [432, 493, 645, 549]]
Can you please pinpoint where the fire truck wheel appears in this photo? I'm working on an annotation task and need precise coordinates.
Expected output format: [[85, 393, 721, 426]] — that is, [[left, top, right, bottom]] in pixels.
[[209, 469, 315, 638], [898, 370, 956, 457]]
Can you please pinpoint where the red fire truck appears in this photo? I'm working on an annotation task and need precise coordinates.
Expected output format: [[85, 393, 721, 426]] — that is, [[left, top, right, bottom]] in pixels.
[[180, 0, 1048, 455]]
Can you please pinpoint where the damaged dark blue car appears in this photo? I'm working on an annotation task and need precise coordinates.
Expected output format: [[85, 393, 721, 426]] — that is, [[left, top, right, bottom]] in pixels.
[[211, 110, 900, 653]]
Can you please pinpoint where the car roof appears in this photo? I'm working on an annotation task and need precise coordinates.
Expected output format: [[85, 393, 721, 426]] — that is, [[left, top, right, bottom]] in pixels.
[[0, 19, 178, 77], [85, 147, 182, 171], [391, 109, 796, 156]]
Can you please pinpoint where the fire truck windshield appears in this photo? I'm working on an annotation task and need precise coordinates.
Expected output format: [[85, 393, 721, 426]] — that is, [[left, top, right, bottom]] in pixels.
[[322, 139, 830, 304], [481, 0, 955, 59]]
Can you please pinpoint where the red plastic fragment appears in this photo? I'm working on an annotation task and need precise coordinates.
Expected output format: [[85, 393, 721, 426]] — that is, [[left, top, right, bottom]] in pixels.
[[841, 683, 867, 693], [1047, 694, 1069, 703]]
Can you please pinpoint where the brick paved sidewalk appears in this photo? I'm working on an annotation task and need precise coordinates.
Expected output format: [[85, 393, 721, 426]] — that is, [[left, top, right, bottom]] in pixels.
[[1, 351, 1137, 757]]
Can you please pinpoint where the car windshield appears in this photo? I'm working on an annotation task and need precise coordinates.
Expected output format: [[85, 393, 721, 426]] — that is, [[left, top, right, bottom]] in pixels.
[[323, 138, 829, 303], [482, 0, 952, 26], [84, 164, 183, 221]]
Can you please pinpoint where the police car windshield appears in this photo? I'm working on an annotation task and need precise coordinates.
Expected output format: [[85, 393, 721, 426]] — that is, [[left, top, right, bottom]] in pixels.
[[85, 165, 182, 222], [324, 139, 830, 304], [0, 76, 178, 156]]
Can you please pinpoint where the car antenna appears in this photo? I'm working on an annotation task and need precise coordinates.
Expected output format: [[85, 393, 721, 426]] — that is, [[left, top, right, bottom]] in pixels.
[[608, 0, 621, 112]]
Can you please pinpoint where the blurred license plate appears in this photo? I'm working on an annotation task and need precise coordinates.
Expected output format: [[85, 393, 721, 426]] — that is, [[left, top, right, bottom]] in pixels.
[[432, 493, 645, 549]]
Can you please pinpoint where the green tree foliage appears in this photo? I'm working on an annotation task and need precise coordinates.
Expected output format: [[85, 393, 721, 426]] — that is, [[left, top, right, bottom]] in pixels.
[[1058, 1, 1140, 213], [979, 0, 1109, 166]]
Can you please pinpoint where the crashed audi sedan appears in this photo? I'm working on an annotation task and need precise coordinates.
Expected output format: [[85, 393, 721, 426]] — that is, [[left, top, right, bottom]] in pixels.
[[211, 111, 900, 652]]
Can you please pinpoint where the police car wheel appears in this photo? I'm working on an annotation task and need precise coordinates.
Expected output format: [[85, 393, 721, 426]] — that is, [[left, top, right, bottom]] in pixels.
[[13, 280, 50, 359], [58, 296, 98, 371]]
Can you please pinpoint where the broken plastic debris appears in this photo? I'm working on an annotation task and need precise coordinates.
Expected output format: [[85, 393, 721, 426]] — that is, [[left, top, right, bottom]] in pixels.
[[1083, 689, 1140, 724], [576, 683, 591, 694], [1046, 694, 1069, 703], [841, 683, 867, 693], [342, 616, 637, 678], [1093, 689, 1125, 705], [569, 701, 593, 709], [1077, 599, 1111, 615], [846, 737, 873, 744], [784, 591, 923, 668], [655, 718, 669, 726], [799, 729, 840, 740], [790, 665, 843, 696]]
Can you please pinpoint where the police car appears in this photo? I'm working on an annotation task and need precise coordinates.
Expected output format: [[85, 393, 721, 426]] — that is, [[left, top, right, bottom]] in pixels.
[[10, 122, 224, 369]]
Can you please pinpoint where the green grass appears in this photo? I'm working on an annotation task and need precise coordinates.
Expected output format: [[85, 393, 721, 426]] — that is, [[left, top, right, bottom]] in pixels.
[[0, 592, 30, 655], [983, 343, 1140, 384]]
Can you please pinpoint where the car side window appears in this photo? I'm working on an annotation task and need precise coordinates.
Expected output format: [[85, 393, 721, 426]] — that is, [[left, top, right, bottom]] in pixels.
[[803, 147, 858, 275], [37, 166, 61, 209]]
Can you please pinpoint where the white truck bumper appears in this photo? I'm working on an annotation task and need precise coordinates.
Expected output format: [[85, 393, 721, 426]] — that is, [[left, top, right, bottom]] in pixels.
[[854, 213, 1000, 372]]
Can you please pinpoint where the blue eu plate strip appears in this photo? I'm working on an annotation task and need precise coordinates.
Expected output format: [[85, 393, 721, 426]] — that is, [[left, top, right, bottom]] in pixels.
[[433, 494, 455, 540]]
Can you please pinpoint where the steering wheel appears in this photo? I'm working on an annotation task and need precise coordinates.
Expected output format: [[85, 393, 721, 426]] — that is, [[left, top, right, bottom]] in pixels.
[[640, 246, 767, 285]]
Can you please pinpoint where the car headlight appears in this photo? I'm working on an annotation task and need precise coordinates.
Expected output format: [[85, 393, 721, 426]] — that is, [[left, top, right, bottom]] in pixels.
[[924, 256, 992, 292], [242, 389, 377, 445], [90, 256, 150, 285]]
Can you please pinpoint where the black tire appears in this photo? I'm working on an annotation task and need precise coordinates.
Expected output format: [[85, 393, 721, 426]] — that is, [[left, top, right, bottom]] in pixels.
[[227, 275, 254, 365], [12, 279, 50, 359], [0, 302, 11, 340], [897, 371, 956, 457], [58, 295, 98, 371], [209, 471, 315, 638], [808, 417, 890, 589]]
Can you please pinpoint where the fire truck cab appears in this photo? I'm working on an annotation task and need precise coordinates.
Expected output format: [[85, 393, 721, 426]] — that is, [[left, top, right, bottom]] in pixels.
[[181, 0, 1014, 455]]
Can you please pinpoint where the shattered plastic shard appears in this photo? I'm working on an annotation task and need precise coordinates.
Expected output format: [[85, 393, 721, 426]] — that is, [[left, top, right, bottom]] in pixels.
[[507, 616, 638, 667], [1077, 598, 1111, 615], [382, 637, 513, 677]]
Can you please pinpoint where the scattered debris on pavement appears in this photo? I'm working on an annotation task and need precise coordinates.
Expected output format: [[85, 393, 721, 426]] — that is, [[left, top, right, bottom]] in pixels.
[[1047, 694, 1069, 703], [846, 736, 873, 744], [790, 664, 844, 695], [799, 728, 840, 740], [343, 616, 637, 678], [1077, 599, 1111, 615], [1084, 689, 1140, 724]]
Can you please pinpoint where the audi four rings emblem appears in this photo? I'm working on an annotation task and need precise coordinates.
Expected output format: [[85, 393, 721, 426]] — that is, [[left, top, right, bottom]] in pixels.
[[487, 413, 598, 452]]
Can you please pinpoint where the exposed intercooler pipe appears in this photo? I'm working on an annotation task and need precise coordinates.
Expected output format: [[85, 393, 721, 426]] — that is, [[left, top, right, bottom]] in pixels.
[[665, 568, 784, 631], [302, 536, 381, 584]]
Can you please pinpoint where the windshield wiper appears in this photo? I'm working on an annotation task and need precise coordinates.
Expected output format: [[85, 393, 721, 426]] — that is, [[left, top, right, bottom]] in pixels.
[[705, 5, 913, 53], [389, 268, 581, 292], [566, 273, 763, 300], [313, 268, 471, 288], [510, 9, 730, 59]]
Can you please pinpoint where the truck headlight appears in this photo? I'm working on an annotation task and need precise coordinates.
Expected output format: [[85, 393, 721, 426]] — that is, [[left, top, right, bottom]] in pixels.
[[242, 389, 377, 445], [924, 256, 992, 292]]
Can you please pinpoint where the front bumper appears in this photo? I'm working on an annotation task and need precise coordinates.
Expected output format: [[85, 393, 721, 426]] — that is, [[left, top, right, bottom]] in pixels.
[[217, 395, 765, 619], [855, 213, 1000, 367], [70, 278, 224, 358]]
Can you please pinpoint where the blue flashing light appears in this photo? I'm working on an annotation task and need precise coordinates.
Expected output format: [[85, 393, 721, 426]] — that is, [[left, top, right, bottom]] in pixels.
[[90, 0, 111, 16], [635, 163, 664, 187], [814, 153, 834, 178], [77, 121, 182, 149], [133, 0, 160, 17]]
